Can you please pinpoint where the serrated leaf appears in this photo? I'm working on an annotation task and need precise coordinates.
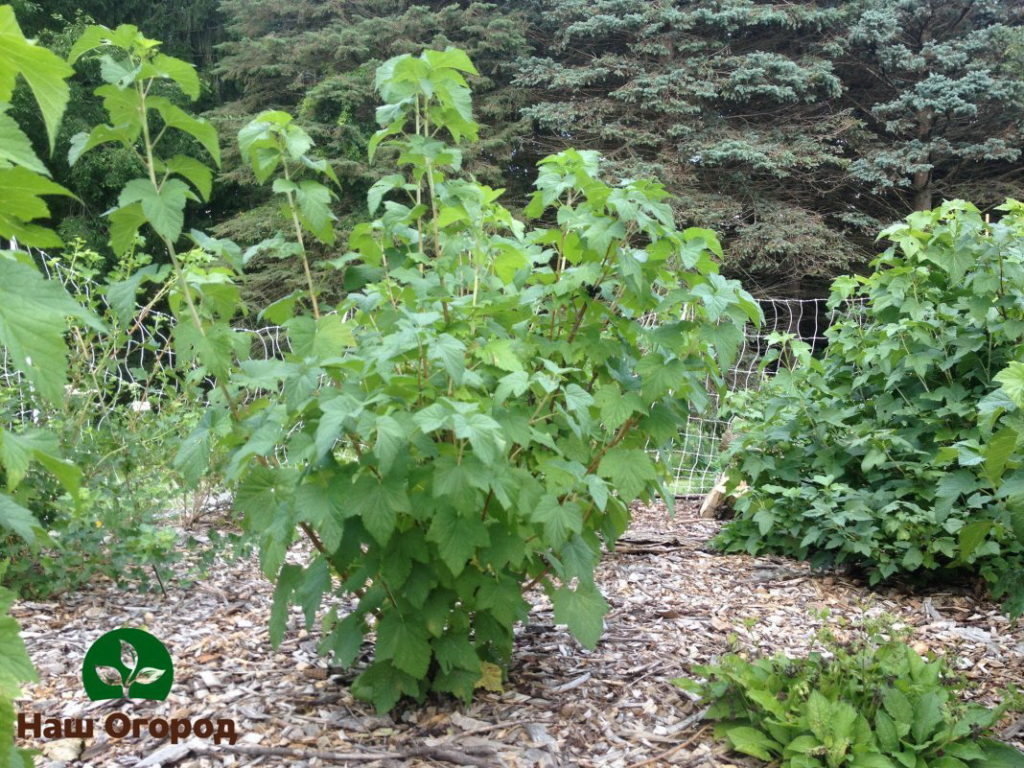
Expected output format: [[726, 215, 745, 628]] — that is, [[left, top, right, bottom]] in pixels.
[[984, 427, 1018, 487], [161, 155, 213, 201], [0, 610, 37, 699], [351, 660, 420, 713], [108, 202, 147, 256], [996, 363, 1024, 409], [476, 661, 503, 692], [148, 96, 220, 166], [320, 612, 367, 669], [531, 494, 582, 548], [598, 447, 657, 500], [270, 563, 303, 648], [0, 258, 102, 403], [349, 473, 409, 545], [146, 53, 200, 99], [427, 506, 489, 576], [0, 107, 46, 173], [119, 177, 191, 243], [452, 412, 506, 464], [551, 583, 608, 649], [0, 7, 73, 151], [594, 384, 642, 430], [0, 166, 72, 225], [368, 173, 405, 215], [432, 632, 480, 675], [375, 612, 431, 678], [0, 493, 41, 544]]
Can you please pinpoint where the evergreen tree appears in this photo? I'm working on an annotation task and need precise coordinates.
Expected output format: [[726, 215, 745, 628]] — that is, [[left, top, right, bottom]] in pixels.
[[514, 0, 1024, 290], [837, 0, 1024, 216], [515, 0, 857, 289]]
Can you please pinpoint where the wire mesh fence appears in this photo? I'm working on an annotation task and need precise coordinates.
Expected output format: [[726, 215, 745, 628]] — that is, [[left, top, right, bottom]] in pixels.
[[662, 297, 854, 495], [3, 249, 852, 497]]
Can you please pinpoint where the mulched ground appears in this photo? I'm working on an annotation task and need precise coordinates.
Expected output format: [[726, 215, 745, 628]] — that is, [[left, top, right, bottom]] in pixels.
[[13, 501, 1024, 768]]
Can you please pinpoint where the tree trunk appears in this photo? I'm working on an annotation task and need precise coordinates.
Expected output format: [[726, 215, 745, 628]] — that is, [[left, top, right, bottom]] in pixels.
[[912, 107, 935, 211], [912, 171, 932, 211]]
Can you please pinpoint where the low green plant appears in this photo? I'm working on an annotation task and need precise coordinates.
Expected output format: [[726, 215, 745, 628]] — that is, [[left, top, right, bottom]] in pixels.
[[676, 622, 1024, 768], [717, 201, 1024, 614]]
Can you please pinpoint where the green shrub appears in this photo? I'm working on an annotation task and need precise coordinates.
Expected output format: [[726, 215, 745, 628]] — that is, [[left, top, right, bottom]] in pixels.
[[716, 201, 1024, 614], [69, 28, 758, 710], [676, 620, 1024, 768]]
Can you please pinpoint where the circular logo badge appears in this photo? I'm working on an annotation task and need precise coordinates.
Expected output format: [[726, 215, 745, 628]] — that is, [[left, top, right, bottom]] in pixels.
[[82, 628, 173, 701]]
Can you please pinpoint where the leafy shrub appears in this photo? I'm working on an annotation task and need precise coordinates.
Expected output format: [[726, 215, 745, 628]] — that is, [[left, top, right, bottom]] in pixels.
[[676, 620, 1024, 768], [69, 28, 758, 710], [717, 201, 1024, 614]]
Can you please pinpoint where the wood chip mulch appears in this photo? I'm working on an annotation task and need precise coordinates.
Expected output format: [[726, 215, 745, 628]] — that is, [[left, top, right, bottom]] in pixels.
[[13, 501, 1024, 768]]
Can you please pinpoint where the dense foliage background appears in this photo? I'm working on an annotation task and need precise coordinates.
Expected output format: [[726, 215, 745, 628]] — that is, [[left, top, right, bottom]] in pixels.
[[13, 0, 1024, 300]]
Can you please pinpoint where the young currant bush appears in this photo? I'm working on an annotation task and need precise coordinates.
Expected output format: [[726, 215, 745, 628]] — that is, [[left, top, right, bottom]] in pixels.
[[718, 201, 1024, 615], [71, 34, 759, 711]]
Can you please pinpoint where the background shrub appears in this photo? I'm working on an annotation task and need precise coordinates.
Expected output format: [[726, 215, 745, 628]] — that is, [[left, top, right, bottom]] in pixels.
[[717, 201, 1024, 615]]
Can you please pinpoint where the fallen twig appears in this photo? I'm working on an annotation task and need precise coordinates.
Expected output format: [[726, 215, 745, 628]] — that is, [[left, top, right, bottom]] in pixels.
[[209, 742, 497, 766]]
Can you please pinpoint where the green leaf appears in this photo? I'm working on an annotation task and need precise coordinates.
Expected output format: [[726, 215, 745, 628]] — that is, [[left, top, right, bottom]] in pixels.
[[119, 178, 192, 243], [0, 601, 37, 700], [976, 740, 1024, 768], [957, 520, 993, 562], [293, 180, 336, 245], [911, 692, 944, 743], [0, 6, 73, 151], [594, 384, 643, 430], [563, 384, 593, 413], [351, 660, 420, 713], [531, 494, 583, 548], [349, 473, 409, 545], [173, 318, 235, 379], [108, 202, 147, 256], [723, 726, 782, 761], [0, 258, 102, 403], [145, 53, 200, 100], [374, 413, 408, 474], [269, 563, 303, 647], [996, 363, 1024, 408], [368, 173, 405, 215], [551, 582, 608, 649], [451, 412, 506, 464], [161, 155, 213, 201], [0, 166, 72, 224], [320, 612, 367, 669], [984, 427, 1017, 487], [0, 107, 46, 173], [0, 493, 41, 544], [148, 97, 221, 166], [432, 632, 481, 675], [882, 688, 913, 724], [598, 447, 657, 500], [376, 612, 432, 678], [427, 506, 489, 576]]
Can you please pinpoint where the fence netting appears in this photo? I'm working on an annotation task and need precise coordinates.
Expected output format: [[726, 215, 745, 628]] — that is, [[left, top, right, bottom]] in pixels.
[[2, 250, 852, 497]]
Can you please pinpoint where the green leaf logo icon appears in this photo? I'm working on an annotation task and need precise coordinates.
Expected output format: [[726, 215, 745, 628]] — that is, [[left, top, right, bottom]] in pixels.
[[82, 629, 173, 701]]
